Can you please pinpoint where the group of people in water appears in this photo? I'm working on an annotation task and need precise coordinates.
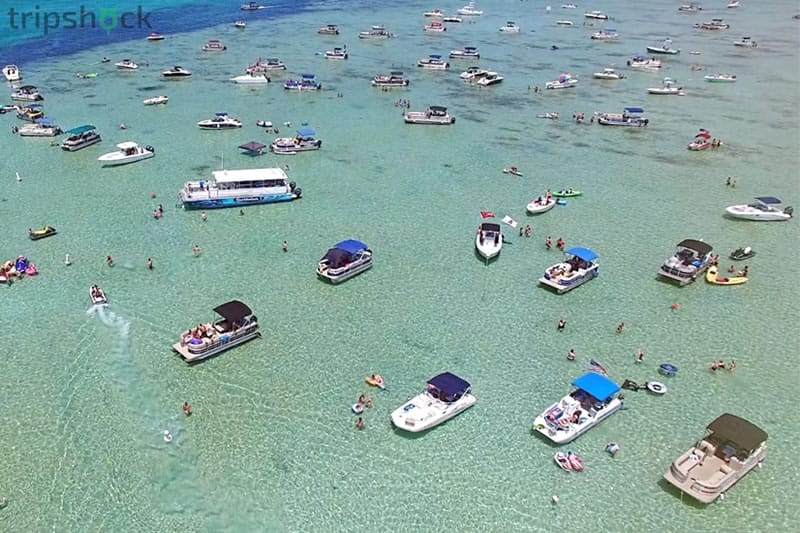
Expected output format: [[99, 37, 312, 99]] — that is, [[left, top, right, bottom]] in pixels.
[[709, 360, 736, 372], [544, 236, 566, 251]]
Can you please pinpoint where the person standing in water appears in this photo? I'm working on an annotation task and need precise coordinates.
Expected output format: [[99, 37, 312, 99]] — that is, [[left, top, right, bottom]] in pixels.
[[282, 241, 288, 253]]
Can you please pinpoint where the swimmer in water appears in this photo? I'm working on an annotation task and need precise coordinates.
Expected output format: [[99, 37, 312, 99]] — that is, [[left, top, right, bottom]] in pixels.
[[183, 402, 192, 416]]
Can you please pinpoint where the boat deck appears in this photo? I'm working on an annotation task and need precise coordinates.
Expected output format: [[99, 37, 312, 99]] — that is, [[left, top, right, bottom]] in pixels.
[[172, 321, 260, 362]]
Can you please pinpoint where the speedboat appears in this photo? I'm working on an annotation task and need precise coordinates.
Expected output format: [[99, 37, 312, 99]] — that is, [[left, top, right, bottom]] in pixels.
[[371, 71, 410, 88], [476, 72, 503, 86], [526, 195, 556, 214], [687, 129, 711, 150], [591, 29, 619, 40], [457, 2, 484, 16], [647, 38, 680, 54], [89, 286, 108, 306], [705, 266, 747, 285], [460, 66, 489, 81], [202, 39, 226, 52], [476, 222, 502, 261], [658, 239, 713, 285], [704, 73, 736, 82], [678, 2, 703, 12], [29, 226, 57, 240], [15, 104, 44, 122], [499, 21, 520, 33], [727, 0, 740, 6], [146, 32, 165, 41], [503, 167, 523, 176], [10, 85, 43, 102], [358, 25, 395, 39], [539, 247, 599, 293], [404, 105, 455, 125], [98, 142, 155, 166], [555, 452, 573, 471], [663, 414, 767, 503], [532, 372, 623, 444], [627, 56, 661, 70], [545, 73, 578, 89], [318, 24, 339, 35], [725, 197, 793, 221], [247, 58, 286, 72], [536, 112, 560, 120], [240, 2, 265, 10], [324, 47, 348, 60], [424, 20, 446, 32], [449, 47, 480, 59], [584, 11, 608, 19], [734, 36, 757, 47], [270, 127, 322, 155], [423, 9, 444, 17], [418, 55, 449, 69], [556, 20, 574, 26], [694, 18, 730, 30], [197, 112, 243, 129], [143, 95, 169, 105], [648, 77, 685, 95], [597, 107, 649, 127], [316, 240, 372, 283], [593, 68, 625, 80], [283, 74, 322, 90], [2, 64, 20, 82], [18, 117, 62, 137], [162, 66, 192, 78], [61, 125, 101, 151], [115, 59, 138, 70], [442, 16, 463, 23], [230, 72, 272, 84], [172, 300, 260, 363], [729, 246, 755, 261], [391, 372, 476, 432], [234, 20, 246, 29], [178, 168, 300, 209], [562, 3, 577, 8]]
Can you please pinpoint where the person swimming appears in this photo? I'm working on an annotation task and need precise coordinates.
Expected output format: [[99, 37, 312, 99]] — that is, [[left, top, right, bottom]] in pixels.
[[183, 402, 192, 416]]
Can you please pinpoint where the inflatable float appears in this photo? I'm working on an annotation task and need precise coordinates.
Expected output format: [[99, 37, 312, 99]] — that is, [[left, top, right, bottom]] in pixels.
[[352, 402, 364, 414], [705, 265, 747, 285], [554, 452, 573, 471], [163, 430, 173, 443], [646, 381, 667, 395], [567, 451, 584, 471], [365, 375, 385, 389]]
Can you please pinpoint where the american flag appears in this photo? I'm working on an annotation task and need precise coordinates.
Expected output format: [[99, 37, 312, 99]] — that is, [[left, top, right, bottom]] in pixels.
[[480, 211, 495, 219], [589, 359, 608, 376]]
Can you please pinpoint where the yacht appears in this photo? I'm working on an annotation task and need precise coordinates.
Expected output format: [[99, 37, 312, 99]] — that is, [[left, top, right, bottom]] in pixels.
[[162, 66, 192, 78], [230, 71, 272, 84], [97, 142, 155, 166], [539, 247, 599, 293], [115, 59, 138, 70], [591, 29, 619, 40], [143, 95, 169, 105], [146, 32, 165, 41], [704, 73, 736, 82], [172, 300, 260, 363], [658, 239, 713, 285], [61, 125, 101, 151], [197, 113, 243, 129], [476, 222, 502, 261], [449, 46, 480, 59], [532, 372, 623, 444], [545, 73, 578, 89], [324, 47, 348, 60], [10, 85, 44, 102], [424, 20, 446, 32], [18, 117, 62, 137], [694, 18, 730, 30], [664, 414, 767, 504], [733, 36, 757, 47], [2, 64, 20, 82], [270, 127, 322, 155], [404, 105, 455, 125], [316, 240, 373, 283], [584, 10, 609, 19], [627, 56, 662, 70], [423, 9, 444, 17], [391, 372, 476, 432], [593, 68, 625, 80], [597, 107, 649, 127], [318, 24, 340, 35], [15, 104, 44, 122], [648, 77, 685, 95], [202, 39, 226, 52], [247, 58, 286, 72], [240, 2, 265, 11], [457, 2, 484, 16], [283, 74, 322, 91], [476, 72, 503, 86], [725, 197, 793, 221], [178, 167, 301, 209], [418, 54, 449, 70], [371, 71, 410, 88], [460, 66, 489, 82], [647, 38, 680, 54], [358, 25, 395, 39], [499, 21, 520, 33], [678, 3, 703, 12]]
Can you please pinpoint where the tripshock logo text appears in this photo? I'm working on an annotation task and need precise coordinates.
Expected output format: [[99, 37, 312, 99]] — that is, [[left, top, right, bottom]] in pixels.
[[7, 5, 152, 35]]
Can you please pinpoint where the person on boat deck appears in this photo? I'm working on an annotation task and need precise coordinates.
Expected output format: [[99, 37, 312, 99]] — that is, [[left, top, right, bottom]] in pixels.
[[571, 410, 582, 424]]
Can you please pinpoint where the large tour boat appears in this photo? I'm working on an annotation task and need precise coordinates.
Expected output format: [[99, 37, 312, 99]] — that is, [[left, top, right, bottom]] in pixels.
[[316, 239, 373, 283], [178, 167, 301, 209], [391, 372, 476, 432], [658, 239, 713, 285], [61, 125, 101, 151], [172, 300, 260, 363], [539, 247, 599, 293]]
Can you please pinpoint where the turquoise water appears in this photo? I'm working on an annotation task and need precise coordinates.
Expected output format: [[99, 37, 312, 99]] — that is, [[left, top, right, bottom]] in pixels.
[[1, 0, 799, 530]]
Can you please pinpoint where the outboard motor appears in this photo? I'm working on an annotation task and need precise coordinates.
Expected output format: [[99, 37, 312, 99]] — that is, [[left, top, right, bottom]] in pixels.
[[146, 145, 155, 153], [294, 187, 302, 198], [784, 206, 793, 216], [289, 181, 296, 191]]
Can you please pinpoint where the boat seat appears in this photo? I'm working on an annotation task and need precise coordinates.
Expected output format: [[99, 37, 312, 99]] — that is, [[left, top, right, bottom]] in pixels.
[[698, 440, 716, 456]]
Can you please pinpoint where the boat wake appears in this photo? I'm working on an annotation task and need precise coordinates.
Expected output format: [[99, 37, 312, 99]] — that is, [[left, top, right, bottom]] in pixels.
[[87, 304, 132, 375]]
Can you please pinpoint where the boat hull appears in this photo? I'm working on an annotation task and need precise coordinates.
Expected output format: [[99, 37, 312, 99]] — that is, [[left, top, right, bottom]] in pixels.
[[539, 263, 599, 293], [317, 259, 372, 284], [526, 199, 556, 214], [182, 192, 300, 210], [391, 392, 476, 432], [725, 205, 792, 221], [62, 134, 101, 151], [533, 397, 623, 444], [98, 151, 154, 166], [172, 328, 260, 363]]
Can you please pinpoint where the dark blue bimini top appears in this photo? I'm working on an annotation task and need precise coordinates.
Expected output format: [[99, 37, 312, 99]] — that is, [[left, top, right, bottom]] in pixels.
[[755, 196, 782, 205], [566, 247, 598, 261], [427, 372, 471, 400], [334, 240, 368, 254], [572, 372, 620, 402], [624, 107, 644, 114], [297, 127, 315, 137]]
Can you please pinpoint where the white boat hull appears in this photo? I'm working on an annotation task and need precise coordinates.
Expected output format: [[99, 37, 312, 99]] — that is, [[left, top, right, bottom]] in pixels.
[[317, 258, 372, 283], [526, 198, 556, 214], [533, 397, 622, 444], [539, 262, 599, 293], [476, 231, 502, 260], [725, 205, 792, 221], [98, 149, 154, 166], [230, 75, 271, 84], [391, 392, 476, 432]]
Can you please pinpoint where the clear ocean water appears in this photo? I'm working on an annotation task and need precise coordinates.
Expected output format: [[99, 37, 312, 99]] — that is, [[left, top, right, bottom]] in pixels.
[[1, 0, 799, 531]]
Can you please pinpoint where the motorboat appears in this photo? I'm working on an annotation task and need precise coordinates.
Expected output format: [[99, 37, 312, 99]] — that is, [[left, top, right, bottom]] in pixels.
[[324, 47, 348, 60], [678, 3, 703, 12], [591, 29, 619, 40], [705, 266, 747, 285], [143, 95, 169, 105], [475, 222, 502, 261], [725, 197, 793, 221], [584, 11, 608, 19], [3, 64, 20, 82], [15, 104, 44, 122], [663, 414, 767, 504], [172, 300, 260, 363], [89, 285, 108, 306], [316, 240, 372, 283], [202, 39, 226, 52], [449, 47, 480, 59], [648, 77, 685, 95], [230, 71, 272, 84], [499, 21, 520, 33], [318, 24, 339, 35], [61, 125, 101, 151], [115, 59, 138, 70], [536, 112, 560, 120], [284, 74, 322, 90], [532, 372, 623, 444], [424, 20, 446, 32], [526, 196, 556, 214], [240, 2, 265, 10], [270, 127, 322, 155], [734, 36, 757, 47], [423, 9, 444, 17], [29, 226, 57, 240], [687, 129, 711, 150], [404, 105, 455, 125], [10, 85, 43, 102], [0, 104, 17, 114], [545, 73, 578, 90], [98, 142, 155, 166], [179, 167, 301, 209], [694, 19, 730, 30], [391, 372, 476, 432], [728, 0, 740, 7], [460, 66, 489, 82], [234, 20, 246, 29], [658, 239, 713, 285], [358, 25, 395, 39], [704, 73, 736, 82], [443, 16, 463, 23], [539, 247, 599, 293], [146, 32, 165, 41], [555, 452, 573, 471], [503, 167, 523, 176], [593, 68, 625, 80], [476, 72, 503, 86], [418, 55, 449, 69], [457, 2, 484, 16], [597, 107, 649, 127], [246, 58, 286, 72], [647, 38, 680, 54], [556, 20, 574, 26], [729, 246, 755, 261], [627, 56, 661, 70], [18, 117, 63, 137], [562, 3, 577, 8], [162, 66, 192, 78], [197, 112, 243, 129], [371, 71, 410, 88]]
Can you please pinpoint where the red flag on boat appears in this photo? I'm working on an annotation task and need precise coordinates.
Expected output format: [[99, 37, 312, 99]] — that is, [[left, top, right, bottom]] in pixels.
[[480, 211, 495, 219]]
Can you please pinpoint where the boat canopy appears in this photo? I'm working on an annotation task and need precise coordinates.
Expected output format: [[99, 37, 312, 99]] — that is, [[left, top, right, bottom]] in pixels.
[[213, 300, 253, 322], [706, 413, 768, 455], [24, 104, 43, 109], [322, 240, 368, 268], [334, 239, 368, 254], [465, 46, 477, 50], [238, 141, 266, 152], [696, 130, 711, 139], [565, 247, 598, 262], [429, 54, 443, 59], [676, 239, 712, 255], [480, 222, 500, 232], [427, 372, 471, 402], [390, 71, 404, 76], [296, 127, 315, 137], [572, 372, 620, 402], [429, 105, 448, 113], [302, 73, 316, 79], [34, 117, 55, 125], [65, 125, 96, 135], [755, 196, 782, 205], [116, 141, 139, 150], [18, 85, 38, 91], [624, 107, 645, 114]]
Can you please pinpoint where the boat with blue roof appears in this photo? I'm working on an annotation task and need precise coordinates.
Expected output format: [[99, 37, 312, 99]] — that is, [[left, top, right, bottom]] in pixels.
[[391, 372, 476, 432], [17, 117, 62, 137], [532, 372, 623, 444], [658, 239, 713, 285], [418, 54, 449, 70], [61, 125, 101, 151], [449, 46, 480, 59], [371, 71, 410, 88], [316, 240, 373, 283], [284, 74, 322, 91], [539, 247, 599, 293], [270, 127, 322, 155], [597, 107, 649, 127], [178, 167, 301, 210], [11, 85, 44, 102]]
